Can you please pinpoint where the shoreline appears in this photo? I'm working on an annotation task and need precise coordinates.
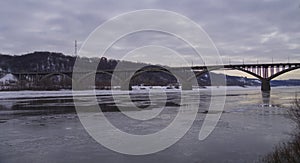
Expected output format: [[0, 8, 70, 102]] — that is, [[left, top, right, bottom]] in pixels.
[[1, 85, 298, 92]]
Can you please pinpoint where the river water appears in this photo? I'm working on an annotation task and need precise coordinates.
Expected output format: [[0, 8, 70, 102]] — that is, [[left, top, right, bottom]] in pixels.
[[0, 86, 299, 163]]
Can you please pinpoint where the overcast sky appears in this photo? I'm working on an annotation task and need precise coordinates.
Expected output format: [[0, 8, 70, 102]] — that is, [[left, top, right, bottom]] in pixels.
[[1, 0, 300, 70]]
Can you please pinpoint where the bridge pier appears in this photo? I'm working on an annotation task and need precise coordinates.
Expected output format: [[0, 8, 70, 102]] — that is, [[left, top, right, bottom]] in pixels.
[[181, 81, 193, 90], [261, 79, 271, 92], [120, 82, 132, 91]]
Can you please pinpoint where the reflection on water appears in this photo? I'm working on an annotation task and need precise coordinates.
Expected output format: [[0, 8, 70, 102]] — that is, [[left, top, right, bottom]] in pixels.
[[0, 86, 299, 162], [0, 100, 15, 110], [261, 91, 271, 107]]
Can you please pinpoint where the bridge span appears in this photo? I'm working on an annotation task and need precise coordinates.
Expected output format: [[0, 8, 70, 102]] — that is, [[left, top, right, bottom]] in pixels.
[[3, 62, 300, 91], [190, 62, 300, 91]]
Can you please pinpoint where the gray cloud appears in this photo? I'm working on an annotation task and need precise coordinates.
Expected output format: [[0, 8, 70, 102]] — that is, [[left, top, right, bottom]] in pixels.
[[0, 0, 299, 65]]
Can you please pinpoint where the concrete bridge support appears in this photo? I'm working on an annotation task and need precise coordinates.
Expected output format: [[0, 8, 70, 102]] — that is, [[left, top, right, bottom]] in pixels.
[[120, 82, 132, 91], [261, 79, 271, 92], [181, 81, 193, 90]]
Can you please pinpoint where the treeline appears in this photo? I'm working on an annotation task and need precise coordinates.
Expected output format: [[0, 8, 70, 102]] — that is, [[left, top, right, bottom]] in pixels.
[[0, 51, 148, 72]]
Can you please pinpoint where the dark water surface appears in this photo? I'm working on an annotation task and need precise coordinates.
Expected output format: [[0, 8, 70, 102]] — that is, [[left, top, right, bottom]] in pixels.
[[0, 86, 299, 163]]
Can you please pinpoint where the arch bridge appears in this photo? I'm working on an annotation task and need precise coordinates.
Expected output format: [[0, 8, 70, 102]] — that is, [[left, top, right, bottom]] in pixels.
[[6, 62, 300, 91], [190, 62, 300, 91]]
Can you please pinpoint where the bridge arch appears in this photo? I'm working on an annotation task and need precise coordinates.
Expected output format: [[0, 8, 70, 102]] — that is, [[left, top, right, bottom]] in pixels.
[[188, 67, 266, 81], [231, 67, 263, 80], [268, 66, 300, 80], [39, 72, 73, 83], [126, 67, 178, 83], [188, 64, 300, 91]]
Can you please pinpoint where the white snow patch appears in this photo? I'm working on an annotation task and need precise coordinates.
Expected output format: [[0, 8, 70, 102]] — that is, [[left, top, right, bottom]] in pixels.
[[253, 80, 261, 83], [0, 74, 18, 83], [237, 78, 246, 82]]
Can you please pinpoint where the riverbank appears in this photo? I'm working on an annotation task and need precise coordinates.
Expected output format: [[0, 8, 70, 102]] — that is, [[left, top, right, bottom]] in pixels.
[[262, 98, 300, 162]]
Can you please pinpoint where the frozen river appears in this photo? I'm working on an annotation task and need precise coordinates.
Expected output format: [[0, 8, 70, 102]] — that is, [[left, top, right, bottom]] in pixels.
[[0, 86, 299, 163]]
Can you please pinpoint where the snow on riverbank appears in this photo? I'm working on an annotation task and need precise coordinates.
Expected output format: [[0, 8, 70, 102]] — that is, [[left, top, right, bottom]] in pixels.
[[3, 86, 297, 100], [1, 85, 298, 100], [0, 73, 18, 84]]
